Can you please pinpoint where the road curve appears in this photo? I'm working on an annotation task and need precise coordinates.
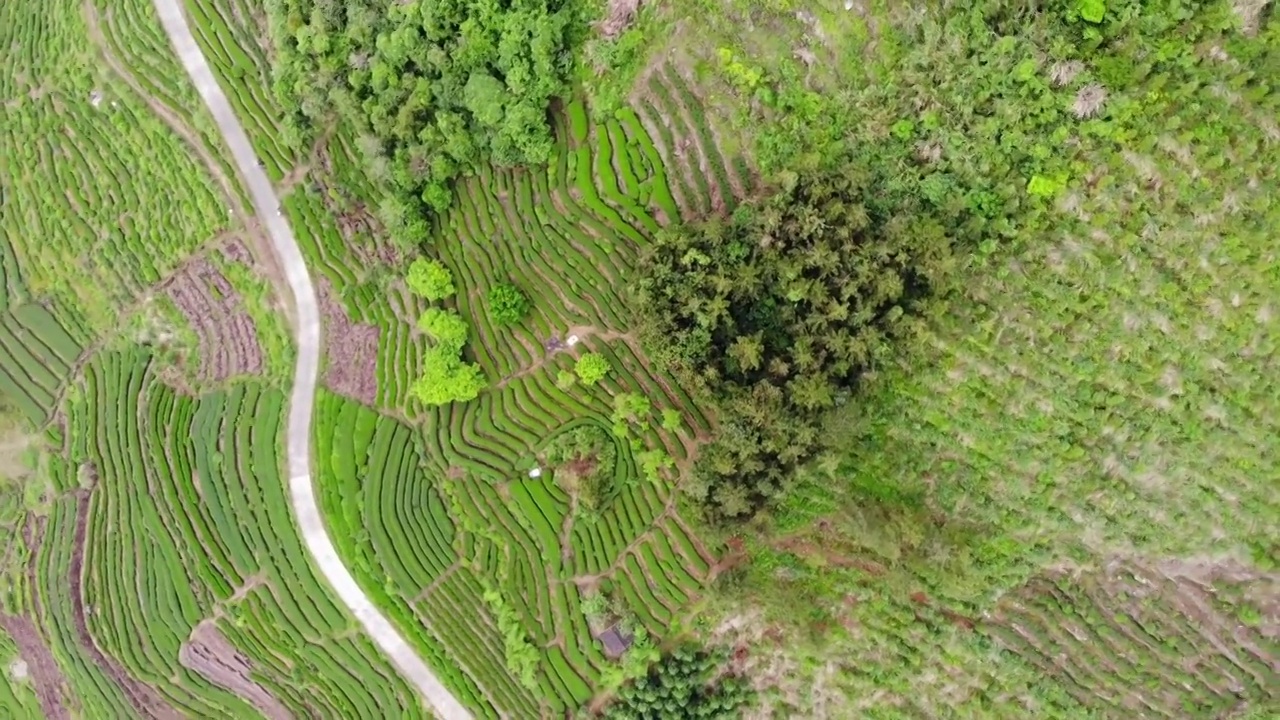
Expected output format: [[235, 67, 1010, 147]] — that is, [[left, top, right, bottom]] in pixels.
[[152, 3, 473, 718]]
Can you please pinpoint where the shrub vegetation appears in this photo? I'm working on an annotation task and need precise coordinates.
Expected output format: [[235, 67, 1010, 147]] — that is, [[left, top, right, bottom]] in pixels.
[[406, 258, 457, 300], [544, 425, 616, 512], [574, 352, 611, 386], [486, 282, 531, 326], [602, 644, 754, 719]]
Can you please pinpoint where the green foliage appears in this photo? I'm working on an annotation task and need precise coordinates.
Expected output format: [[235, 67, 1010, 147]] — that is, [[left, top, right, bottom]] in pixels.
[[555, 368, 578, 389], [637, 449, 674, 484], [1076, 0, 1107, 23], [651, 0, 1280, 714], [602, 644, 754, 719], [544, 426, 616, 512], [486, 282, 531, 326], [635, 164, 954, 520], [581, 591, 609, 623], [269, 0, 580, 243], [410, 308, 485, 405], [574, 352, 611, 386], [1026, 174, 1066, 198], [482, 588, 540, 690], [416, 308, 469, 353], [409, 349, 486, 405], [610, 393, 652, 438], [406, 258, 456, 300]]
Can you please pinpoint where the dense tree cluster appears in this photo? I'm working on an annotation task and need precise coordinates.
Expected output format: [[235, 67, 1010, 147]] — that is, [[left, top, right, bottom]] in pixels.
[[404, 262, 485, 405], [412, 308, 486, 404], [634, 165, 954, 520], [268, 0, 580, 243], [601, 645, 753, 719]]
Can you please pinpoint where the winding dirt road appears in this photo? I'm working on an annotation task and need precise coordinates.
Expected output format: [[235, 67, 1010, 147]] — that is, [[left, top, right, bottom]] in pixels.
[[152, 2, 472, 717]]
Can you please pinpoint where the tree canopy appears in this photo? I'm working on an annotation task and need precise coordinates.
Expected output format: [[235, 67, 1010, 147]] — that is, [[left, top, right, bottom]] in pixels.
[[410, 308, 486, 404], [634, 164, 955, 520], [602, 644, 753, 719], [574, 352, 611, 386], [406, 258, 456, 300], [269, 0, 581, 244], [486, 282, 531, 326]]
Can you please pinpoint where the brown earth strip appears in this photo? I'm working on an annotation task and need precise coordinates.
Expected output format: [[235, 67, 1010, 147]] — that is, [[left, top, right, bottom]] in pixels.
[[179, 620, 291, 720], [0, 614, 72, 720], [69, 489, 181, 720], [316, 278, 378, 405], [19, 515, 80, 719], [162, 256, 264, 383]]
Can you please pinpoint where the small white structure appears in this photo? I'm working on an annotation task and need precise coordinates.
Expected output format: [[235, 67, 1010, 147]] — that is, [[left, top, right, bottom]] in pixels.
[[89, 89, 104, 108], [566, 334, 580, 346], [528, 467, 543, 479]]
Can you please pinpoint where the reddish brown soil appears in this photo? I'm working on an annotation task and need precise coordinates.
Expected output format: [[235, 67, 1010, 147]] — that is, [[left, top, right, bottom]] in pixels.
[[0, 614, 72, 720], [69, 491, 181, 719], [597, 0, 641, 39], [179, 621, 291, 720], [163, 257, 263, 383], [316, 277, 379, 405], [776, 537, 887, 577]]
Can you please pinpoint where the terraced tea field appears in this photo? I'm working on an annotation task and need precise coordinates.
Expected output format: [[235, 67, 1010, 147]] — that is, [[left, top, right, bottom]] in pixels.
[[292, 94, 747, 715], [2, 0, 1276, 716], [0, 0, 471, 715]]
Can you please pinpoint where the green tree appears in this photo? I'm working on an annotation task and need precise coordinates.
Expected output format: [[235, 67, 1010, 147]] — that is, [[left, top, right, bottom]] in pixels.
[[406, 258, 455, 300], [575, 353, 611, 386], [410, 349, 486, 405], [486, 282, 531, 326], [602, 644, 754, 719], [269, 0, 576, 244], [410, 308, 485, 405], [417, 308, 468, 353]]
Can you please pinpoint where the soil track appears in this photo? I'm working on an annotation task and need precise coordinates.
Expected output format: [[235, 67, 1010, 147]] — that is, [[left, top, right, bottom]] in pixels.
[[179, 621, 290, 720], [316, 278, 378, 405], [151, 2, 472, 717], [163, 257, 263, 382], [0, 614, 71, 720]]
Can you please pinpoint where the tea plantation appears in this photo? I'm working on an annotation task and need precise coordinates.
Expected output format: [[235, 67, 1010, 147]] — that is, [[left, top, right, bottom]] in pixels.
[[0, 0, 1276, 717]]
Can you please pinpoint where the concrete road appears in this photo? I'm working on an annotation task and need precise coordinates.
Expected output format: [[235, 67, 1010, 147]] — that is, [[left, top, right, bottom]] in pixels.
[[152, 2, 473, 717]]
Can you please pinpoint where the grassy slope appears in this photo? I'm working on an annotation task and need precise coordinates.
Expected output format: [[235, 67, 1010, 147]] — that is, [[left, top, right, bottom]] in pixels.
[[584, 0, 1280, 716]]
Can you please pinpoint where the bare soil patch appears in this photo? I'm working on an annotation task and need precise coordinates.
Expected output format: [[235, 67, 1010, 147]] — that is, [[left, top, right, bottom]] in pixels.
[[0, 614, 72, 720], [598, 0, 642, 39], [316, 277, 379, 405], [179, 620, 291, 720], [161, 256, 263, 383]]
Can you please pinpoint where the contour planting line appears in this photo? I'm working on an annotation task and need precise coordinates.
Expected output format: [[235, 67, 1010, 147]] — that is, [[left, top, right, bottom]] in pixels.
[[150, 2, 473, 717]]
